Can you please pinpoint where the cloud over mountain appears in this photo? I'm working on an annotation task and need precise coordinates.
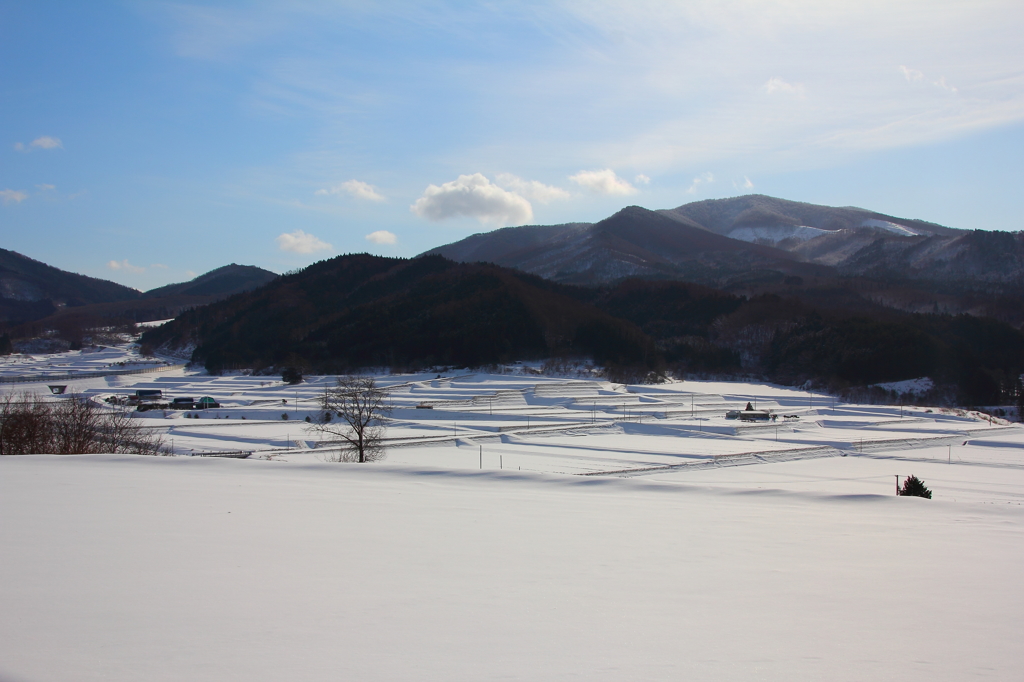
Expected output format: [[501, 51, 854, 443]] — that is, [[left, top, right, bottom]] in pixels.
[[315, 179, 385, 202], [569, 169, 637, 196], [411, 173, 533, 226], [365, 230, 397, 244], [276, 230, 332, 254]]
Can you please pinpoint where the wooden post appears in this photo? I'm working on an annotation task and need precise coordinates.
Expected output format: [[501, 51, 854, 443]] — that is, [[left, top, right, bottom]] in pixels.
[[896, 474, 900, 496]]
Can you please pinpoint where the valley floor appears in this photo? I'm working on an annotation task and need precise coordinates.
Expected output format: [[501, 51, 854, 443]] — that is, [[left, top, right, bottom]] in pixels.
[[1, 348, 1022, 680]]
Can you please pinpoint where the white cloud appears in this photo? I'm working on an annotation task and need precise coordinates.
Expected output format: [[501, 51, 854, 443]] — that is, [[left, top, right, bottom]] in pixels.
[[184, 270, 198, 278], [276, 229, 333, 254], [568, 169, 637, 196], [494, 174, 570, 204], [764, 78, 804, 96], [743, 176, 754, 189], [899, 65, 958, 94], [15, 136, 63, 152], [107, 259, 145, 274], [686, 171, 714, 194], [634, 174, 651, 185], [899, 65, 925, 83], [31, 136, 62, 149], [150, 263, 169, 269], [0, 189, 28, 205], [365, 230, 397, 245], [316, 179, 385, 202], [35, 184, 55, 191], [933, 76, 958, 94], [411, 173, 533, 225]]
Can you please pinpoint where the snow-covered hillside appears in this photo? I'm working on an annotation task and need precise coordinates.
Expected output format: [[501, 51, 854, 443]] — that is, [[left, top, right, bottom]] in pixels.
[[2, 358, 1023, 681], [726, 224, 830, 244]]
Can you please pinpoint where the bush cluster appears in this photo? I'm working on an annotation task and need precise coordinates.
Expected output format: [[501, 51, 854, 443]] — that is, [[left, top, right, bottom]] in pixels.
[[0, 393, 164, 455]]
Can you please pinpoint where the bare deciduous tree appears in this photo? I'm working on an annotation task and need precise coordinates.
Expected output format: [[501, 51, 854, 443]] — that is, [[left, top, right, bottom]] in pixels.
[[307, 376, 392, 462], [0, 393, 164, 455]]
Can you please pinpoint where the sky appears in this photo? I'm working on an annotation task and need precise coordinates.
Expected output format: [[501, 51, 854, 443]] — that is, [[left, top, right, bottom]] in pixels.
[[2, 0, 1023, 290]]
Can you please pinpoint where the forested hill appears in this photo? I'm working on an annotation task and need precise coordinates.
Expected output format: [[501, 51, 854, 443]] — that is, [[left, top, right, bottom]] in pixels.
[[140, 254, 656, 374], [0, 248, 140, 324], [141, 253, 1024, 405]]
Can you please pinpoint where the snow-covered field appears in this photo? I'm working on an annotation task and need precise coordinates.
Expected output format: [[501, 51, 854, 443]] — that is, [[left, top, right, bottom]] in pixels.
[[0, 345, 178, 381], [2, 351, 1023, 681]]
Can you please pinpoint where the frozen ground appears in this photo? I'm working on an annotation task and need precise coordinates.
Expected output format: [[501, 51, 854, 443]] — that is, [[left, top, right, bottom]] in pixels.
[[2, 350, 1023, 680], [0, 344, 177, 381]]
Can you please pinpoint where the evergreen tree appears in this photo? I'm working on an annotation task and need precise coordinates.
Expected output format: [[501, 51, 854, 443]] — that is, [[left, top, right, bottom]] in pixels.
[[899, 475, 932, 499]]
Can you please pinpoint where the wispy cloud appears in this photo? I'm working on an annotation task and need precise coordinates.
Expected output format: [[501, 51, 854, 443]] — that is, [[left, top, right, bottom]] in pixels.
[[107, 259, 145, 274], [411, 173, 533, 225], [568, 169, 637, 196], [763, 78, 804, 96], [315, 179, 385, 202], [139, 1, 1022, 197], [14, 136, 63, 152], [634, 174, 651, 185], [276, 229, 333, 254], [0, 189, 28, 205], [686, 172, 714, 194], [495, 174, 570, 204], [365, 230, 397, 245], [35, 184, 56, 191], [899, 65, 958, 94]]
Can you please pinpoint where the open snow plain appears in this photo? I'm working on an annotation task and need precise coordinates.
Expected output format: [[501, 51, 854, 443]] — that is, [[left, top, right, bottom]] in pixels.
[[2, 352, 1024, 681]]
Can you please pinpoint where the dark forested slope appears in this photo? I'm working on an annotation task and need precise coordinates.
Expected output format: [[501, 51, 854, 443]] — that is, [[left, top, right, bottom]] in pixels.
[[0, 248, 140, 324], [141, 254, 656, 373]]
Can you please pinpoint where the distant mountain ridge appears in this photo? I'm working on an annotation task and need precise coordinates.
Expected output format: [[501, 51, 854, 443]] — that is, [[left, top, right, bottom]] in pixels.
[[0, 248, 140, 324], [141, 264, 277, 299], [0, 251, 278, 328], [658, 194, 958, 240], [423, 194, 1024, 289], [422, 205, 823, 288]]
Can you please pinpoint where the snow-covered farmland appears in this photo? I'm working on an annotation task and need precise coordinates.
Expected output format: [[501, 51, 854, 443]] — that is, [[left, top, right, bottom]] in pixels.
[[2, 352, 1024, 681]]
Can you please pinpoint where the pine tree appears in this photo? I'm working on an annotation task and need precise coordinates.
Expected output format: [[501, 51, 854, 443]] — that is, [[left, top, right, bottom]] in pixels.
[[899, 475, 932, 499]]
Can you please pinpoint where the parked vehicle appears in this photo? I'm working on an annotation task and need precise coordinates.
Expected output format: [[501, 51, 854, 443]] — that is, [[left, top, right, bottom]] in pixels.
[[171, 397, 195, 410]]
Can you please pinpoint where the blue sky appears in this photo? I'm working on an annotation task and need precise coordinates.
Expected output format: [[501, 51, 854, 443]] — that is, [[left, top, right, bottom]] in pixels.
[[2, 1, 1023, 290]]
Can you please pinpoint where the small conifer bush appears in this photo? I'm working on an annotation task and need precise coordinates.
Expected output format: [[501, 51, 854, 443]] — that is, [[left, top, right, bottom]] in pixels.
[[899, 475, 932, 499]]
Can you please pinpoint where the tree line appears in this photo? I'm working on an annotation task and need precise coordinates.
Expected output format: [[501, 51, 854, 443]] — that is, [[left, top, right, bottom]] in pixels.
[[0, 393, 164, 456]]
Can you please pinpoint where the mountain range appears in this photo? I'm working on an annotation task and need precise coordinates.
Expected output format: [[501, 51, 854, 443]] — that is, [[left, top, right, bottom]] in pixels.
[[425, 195, 997, 286], [6, 193, 1024, 404], [0, 249, 277, 330]]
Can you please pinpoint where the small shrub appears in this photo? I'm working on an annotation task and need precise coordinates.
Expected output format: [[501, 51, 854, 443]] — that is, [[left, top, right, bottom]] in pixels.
[[281, 367, 303, 384], [281, 413, 289, 420], [899, 475, 932, 499], [304, 415, 311, 422]]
